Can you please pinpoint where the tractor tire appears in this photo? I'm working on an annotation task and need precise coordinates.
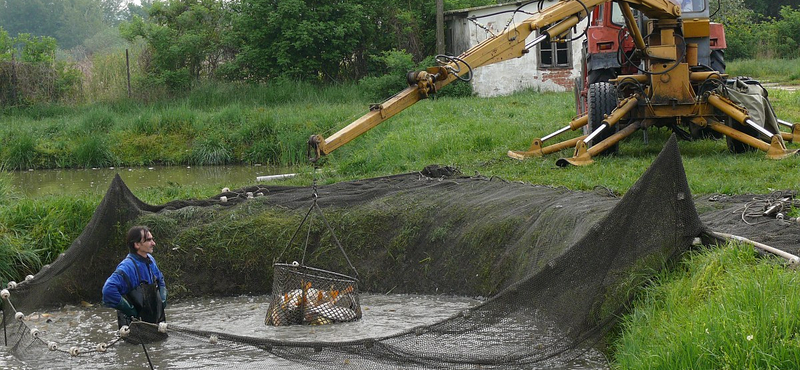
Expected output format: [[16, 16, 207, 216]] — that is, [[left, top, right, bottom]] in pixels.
[[582, 69, 616, 134], [725, 118, 760, 154], [588, 69, 616, 86], [588, 82, 619, 155], [710, 49, 726, 74]]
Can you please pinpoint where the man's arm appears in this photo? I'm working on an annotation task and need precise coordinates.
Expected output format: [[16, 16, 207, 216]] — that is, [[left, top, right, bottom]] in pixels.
[[102, 269, 139, 317]]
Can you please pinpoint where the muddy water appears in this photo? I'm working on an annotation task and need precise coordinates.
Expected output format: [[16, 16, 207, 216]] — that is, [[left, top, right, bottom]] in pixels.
[[1, 294, 482, 369], [9, 165, 297, 197]]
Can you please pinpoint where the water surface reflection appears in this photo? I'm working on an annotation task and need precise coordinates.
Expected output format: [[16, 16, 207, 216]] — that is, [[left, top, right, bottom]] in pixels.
[[10, 165, 296, 197]]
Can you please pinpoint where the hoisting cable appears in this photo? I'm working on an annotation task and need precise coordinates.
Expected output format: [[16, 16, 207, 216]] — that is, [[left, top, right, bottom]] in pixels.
[[274, 166, 359, 279]]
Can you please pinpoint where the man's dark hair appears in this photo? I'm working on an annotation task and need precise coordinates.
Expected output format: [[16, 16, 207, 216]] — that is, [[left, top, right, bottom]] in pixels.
[[126, 226, 150, 254]]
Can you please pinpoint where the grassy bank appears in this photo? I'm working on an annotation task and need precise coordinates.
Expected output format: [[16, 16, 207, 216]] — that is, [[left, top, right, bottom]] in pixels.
[[3, 81, 799, 194], [1, 78, 800, 368], [612, 243, 800, 369]]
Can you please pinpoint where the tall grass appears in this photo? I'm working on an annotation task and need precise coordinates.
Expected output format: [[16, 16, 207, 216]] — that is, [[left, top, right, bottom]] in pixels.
[[612, 243, 800, 369], [727, 58, 800, 83], [83, 39, 147, 102], [1, 131, 37, 170]]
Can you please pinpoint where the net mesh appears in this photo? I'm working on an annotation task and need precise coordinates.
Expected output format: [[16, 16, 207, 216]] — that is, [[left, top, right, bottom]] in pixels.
[[0, 135, 705, 368]]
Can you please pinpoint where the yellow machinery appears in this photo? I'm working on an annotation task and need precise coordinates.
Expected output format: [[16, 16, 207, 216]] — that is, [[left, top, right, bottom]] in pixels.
[[308, 0, 799, 166]]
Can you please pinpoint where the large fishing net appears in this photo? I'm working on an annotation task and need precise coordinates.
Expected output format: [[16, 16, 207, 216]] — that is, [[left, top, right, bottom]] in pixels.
[[1, 135, 707, 368]]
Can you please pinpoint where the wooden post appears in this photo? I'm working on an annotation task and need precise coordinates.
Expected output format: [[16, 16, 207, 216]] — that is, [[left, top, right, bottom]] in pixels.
[[126, 49, 132, 98], [10, 53, 17, 105], [436, 0, 445, 55]]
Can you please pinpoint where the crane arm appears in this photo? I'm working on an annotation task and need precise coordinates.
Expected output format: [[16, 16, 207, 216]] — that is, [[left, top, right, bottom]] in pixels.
[[308, 0, 682, 161]]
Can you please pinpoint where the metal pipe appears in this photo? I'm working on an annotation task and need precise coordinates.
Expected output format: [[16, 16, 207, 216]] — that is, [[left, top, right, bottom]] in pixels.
[[709, 231, 800, 264], [584, 124, 607, 144], [745, 118, 777, 140], [525, 34, 548, 50], [541, 125, 572, 142], [778, 118, 794, 128], [619, 3, 646, 52]]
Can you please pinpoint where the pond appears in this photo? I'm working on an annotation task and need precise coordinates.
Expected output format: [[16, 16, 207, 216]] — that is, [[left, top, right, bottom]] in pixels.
[[9, 165, 299, 197], [1, 294, 484, 369]]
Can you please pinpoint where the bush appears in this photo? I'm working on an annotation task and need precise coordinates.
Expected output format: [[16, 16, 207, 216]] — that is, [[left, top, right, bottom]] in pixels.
[[358, 49, 417, 100], [768, 7, 800, 59]]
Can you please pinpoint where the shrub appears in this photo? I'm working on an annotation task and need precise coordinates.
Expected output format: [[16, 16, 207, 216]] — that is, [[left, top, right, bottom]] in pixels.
[[358, 49, 416, 100]]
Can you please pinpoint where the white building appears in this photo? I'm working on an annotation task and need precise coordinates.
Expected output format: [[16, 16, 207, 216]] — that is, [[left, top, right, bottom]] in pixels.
[[445, 1, 588, 97]]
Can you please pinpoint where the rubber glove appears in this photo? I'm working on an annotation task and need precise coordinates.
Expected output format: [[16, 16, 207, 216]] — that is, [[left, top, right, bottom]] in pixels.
[[115, 297, 138, 317], [159, 286, 168, 309]]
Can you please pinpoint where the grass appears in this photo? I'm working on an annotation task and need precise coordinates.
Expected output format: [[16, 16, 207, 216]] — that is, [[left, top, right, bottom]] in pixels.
[[727, 58, 800, 84], [612, 243, 800, 369]]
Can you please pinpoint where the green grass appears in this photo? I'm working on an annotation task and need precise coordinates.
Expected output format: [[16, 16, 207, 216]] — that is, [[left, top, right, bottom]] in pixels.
[[727, 58, 800, 84], [612, 243, 800, 369]]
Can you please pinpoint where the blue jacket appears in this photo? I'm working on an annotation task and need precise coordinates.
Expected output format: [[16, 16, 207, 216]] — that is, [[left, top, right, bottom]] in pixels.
[[102, 253, 166, 308]]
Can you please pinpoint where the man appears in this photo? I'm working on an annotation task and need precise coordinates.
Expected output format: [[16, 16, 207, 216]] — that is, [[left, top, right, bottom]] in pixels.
[[102, 226, 167, 342]]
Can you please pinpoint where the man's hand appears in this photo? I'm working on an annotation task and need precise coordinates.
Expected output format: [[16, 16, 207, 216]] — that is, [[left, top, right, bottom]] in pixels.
[[159, 286, 168, 309], [115, 298, 138, 317]]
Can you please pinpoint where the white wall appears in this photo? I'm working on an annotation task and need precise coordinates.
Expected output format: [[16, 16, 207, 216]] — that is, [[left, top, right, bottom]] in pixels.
[[448, 2, 588, 97]]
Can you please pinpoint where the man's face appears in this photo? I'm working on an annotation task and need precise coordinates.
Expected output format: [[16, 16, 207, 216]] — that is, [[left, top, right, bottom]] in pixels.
[[135, 231, 155, 256]]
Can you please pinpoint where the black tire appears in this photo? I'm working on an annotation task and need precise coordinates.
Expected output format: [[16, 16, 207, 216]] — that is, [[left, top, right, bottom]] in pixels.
[[588, 82, 619, 155], [725, 118, 761, 153], [710, 49, 726, 74], [588, 68, 616, 86], [581, 68, 616, 134]]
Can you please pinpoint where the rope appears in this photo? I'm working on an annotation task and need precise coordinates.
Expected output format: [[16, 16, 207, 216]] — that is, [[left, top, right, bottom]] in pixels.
[[732, 191, 798, 226], [275, 166, 359, 278], [134, 321, 155, 370]]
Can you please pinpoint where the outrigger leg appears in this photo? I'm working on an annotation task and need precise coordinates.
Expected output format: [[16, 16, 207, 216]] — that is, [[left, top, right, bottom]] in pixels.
[[507, 115, 588, 159], [777, 118, 800, 143], [706, 94, 799, 159], [555, 96, 640, 167]]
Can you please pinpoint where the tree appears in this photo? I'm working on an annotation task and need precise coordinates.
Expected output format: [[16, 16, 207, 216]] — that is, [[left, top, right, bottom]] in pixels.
[[0, 0, 64, 43], [743, 0, 800, 20], [120, 0, 233, 89], [229, 0, 454, 82], [0, 0, 121, 50]]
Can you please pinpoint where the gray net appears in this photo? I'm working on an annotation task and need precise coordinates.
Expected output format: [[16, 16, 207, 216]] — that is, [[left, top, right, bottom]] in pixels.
[[1, 135, 706, 368]]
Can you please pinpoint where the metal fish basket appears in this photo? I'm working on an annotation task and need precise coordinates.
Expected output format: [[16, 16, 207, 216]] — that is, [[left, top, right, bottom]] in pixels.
[[265, 263, 361, 326]]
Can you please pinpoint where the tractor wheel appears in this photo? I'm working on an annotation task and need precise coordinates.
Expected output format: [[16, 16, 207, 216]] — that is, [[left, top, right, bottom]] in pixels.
[[725, 118, 760, 153], [588, 82, 619, 155], [710, 49, 726, 74], [588, 69, 616, 85]]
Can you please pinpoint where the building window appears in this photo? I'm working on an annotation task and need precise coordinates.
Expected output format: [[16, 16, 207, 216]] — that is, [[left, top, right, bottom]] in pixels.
[[538, 31, 571, 68]]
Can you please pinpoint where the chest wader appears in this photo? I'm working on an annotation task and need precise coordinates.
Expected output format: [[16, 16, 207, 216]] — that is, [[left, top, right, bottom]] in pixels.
[[116, 258, 167, 344]]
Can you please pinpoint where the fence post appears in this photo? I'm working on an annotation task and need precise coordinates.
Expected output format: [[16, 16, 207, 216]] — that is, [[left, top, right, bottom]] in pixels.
[[126, 49, 132, 98]]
